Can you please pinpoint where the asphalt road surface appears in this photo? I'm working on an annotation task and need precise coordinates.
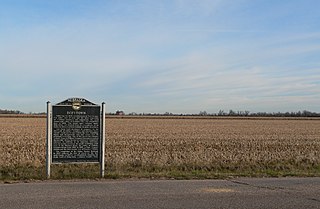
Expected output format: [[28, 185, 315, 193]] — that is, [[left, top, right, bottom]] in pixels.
[[1, 178, 320, 209]]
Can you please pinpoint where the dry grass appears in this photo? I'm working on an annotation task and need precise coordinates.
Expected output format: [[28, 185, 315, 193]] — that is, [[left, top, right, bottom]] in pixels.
[[1, 116, 320, 179]]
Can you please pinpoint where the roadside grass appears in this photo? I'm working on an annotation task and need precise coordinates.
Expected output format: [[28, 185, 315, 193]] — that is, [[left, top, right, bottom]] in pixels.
[[1, 164, 320, 182]]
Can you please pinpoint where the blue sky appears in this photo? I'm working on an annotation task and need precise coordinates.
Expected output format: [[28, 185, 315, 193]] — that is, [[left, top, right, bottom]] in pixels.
[[1, 0, 319, 113]]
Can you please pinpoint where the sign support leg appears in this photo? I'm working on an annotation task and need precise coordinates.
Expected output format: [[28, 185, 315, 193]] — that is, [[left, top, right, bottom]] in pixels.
[[46, 101, 52, 179], [100, 102, 106, 178]]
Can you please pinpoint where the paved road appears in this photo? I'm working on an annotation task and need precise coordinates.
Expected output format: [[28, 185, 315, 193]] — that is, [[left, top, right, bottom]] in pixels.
[[1, 178, 320, 209]]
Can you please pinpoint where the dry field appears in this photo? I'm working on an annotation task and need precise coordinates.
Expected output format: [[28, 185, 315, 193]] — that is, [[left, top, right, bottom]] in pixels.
[[1, 115, 320, 179]]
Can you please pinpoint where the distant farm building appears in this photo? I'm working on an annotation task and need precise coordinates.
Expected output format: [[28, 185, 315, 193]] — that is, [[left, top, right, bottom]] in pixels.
[[116, 110, 125, 115]]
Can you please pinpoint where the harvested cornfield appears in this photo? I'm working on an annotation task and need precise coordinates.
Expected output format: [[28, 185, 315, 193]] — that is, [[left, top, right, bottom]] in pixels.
[[0, 117, 46, 167], [106, 117, 320, 173], [1, 116, 320, 179]]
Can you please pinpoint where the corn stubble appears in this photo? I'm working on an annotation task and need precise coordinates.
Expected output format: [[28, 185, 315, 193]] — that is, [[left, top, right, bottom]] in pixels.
[[1, 117, 320, 179]]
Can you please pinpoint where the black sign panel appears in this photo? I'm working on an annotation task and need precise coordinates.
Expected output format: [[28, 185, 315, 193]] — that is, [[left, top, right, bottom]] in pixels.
[[52, 98, 101, 163]]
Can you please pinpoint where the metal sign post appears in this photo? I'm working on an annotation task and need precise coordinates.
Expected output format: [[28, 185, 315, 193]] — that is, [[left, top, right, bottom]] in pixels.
[[100, 102, 106, 178], [46, 101, 52, 179]]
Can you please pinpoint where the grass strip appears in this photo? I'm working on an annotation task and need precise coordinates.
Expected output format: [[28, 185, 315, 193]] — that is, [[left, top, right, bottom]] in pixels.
[[1, 164, 319, 182]]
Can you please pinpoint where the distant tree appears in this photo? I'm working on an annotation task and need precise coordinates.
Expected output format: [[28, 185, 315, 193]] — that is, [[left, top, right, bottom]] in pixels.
[[164, 112, 173, 116], [229, 109, 236, 116], [199, 111, 208, 116], [218, 110, 225, 116]]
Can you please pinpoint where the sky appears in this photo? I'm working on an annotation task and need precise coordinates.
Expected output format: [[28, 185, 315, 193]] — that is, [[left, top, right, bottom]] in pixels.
[[1, 0, 319, 114]]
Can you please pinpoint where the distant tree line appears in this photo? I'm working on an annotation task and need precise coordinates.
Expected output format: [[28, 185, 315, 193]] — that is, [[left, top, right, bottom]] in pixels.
[[0, 109, 24, 114], [1, 108, 320, 117], [205, 110, 320, 117], [125, 110, 320, 117]]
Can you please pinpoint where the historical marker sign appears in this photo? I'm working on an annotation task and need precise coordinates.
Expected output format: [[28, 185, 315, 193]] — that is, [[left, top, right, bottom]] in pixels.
[[52, 98, 101, 163], [46, 98, 106, 178]]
